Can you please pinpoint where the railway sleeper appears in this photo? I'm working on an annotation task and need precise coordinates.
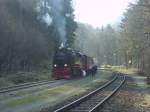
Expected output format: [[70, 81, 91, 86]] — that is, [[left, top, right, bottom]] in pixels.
[[72, 105, 95, 111], [70, 109, 89, 112], [76, 104, 94, 109], [79, 102, 100, 107]]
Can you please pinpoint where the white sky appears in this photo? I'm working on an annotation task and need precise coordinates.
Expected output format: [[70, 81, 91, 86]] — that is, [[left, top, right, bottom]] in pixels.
[[73, 0, 137, 28]]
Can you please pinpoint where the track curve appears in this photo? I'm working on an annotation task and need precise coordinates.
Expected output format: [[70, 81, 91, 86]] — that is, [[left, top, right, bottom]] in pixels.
[[54, 74, 125, 112]]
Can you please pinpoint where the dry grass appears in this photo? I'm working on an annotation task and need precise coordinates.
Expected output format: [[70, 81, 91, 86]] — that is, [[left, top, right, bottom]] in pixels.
[[101, 65, 138, 75]]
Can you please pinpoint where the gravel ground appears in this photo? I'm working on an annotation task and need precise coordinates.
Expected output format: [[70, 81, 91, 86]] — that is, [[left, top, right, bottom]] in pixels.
[[99, 75, 150, 112]]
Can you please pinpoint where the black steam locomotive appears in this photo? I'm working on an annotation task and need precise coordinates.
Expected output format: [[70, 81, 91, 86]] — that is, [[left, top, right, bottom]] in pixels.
[[52, 47, 97, 79]]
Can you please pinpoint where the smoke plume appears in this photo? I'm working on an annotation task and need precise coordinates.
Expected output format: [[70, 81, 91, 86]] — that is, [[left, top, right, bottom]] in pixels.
[[36, 0, 67, 46], [50, 0, 67, 46]]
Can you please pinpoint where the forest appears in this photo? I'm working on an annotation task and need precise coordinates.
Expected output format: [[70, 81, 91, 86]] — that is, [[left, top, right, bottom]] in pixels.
[[75, 0, 150, 76], [0, 0, 150, 77], [0, 0, 77, 73]]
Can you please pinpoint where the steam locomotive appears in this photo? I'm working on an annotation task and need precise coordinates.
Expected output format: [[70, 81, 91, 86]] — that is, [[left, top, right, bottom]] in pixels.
[[52, 47, 97, 79]]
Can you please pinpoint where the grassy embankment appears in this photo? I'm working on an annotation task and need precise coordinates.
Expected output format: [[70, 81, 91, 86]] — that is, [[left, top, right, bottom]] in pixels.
[[0, 69, 52, 88], [0, 70, 113, 112]]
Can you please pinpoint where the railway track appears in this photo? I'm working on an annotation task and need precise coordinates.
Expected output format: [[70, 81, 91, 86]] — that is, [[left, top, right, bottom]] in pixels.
[[0, 80, 55, 94], [54, 74, 125, 112]]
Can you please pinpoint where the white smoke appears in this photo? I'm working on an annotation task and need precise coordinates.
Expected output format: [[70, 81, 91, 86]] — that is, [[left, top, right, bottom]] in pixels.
[[50, 0, 67, 45], [36, 0, 52, 26], [59, 43, 64, 49], [36, 0, 67, 46], [42, 13, 52, 25], [19, 0, 67, 46]]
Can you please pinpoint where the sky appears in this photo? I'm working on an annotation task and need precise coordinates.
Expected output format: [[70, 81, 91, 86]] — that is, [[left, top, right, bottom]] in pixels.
[[73, 0, 137, 28]]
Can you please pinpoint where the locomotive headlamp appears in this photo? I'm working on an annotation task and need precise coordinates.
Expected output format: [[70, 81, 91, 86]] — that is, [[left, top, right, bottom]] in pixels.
[[64, 64, 67, 67], [54, 64, 57, 67]]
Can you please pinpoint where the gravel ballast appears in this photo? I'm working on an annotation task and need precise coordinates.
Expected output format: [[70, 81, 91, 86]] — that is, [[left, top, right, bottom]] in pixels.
[[100, 75, 150, 112]]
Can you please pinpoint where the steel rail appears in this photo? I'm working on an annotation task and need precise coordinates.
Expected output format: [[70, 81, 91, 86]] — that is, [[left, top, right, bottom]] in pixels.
[[0, 77, 85, 94], [54, 75, 118, 112], [0, 80, 50, 90], [0, 80, 55, 94], [89, 75, 125, 112]]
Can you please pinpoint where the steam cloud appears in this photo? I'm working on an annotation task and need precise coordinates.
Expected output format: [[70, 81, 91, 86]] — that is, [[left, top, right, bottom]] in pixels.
[[50, 0, 67, 46], [23, 0, 67, 47]]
